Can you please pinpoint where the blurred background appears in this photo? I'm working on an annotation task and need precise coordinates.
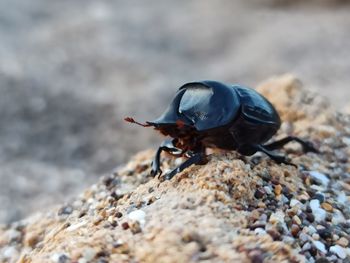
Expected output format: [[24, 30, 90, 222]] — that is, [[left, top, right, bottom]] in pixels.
[[1, 0, 350, 224]]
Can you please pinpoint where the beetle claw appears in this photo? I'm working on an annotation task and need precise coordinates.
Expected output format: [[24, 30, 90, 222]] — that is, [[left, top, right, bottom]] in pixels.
[[150, 166, 162, 177]]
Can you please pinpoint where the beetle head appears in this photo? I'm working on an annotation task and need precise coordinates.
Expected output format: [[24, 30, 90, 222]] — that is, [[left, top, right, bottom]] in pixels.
[[125, 86, 194, 137], [124, 116, 195, 138]]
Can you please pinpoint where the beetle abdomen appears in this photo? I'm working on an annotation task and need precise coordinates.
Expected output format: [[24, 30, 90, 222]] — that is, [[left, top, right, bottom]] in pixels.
[[234, 86, 281, 127]]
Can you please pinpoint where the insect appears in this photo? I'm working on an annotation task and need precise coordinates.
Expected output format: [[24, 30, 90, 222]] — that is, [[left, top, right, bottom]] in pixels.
[[125, 80, 318, 180]]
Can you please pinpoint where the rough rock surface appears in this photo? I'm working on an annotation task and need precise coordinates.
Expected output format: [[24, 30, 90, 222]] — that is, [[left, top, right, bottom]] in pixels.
[[1, 75, 349, 262]]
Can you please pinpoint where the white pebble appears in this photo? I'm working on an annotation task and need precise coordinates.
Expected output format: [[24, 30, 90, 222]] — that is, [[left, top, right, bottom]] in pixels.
[[313, 208, 327, 222], [302, 242, 311, 251], [254, 228, 266, 236], [281, 195, 289, 204], [269, 211, 285, 224], [310, 184, 325, 192], [342, 137, 350, 146], [6, 229, 21, 242], [2, 246, 18, 258], [327, 255, 338, 261], [308, 225, 317, 235], [259, 214, 268, 222], [66, 221, 87, 232], [82, 248, 96, 261], [282, 236, 295, 245], [264, 186, 272, 195], [330, 245, 347, 259], [313, 240, 327, 254], [332, 210, 346, 225], [310, 199, 320, 210], [299, 233, 310, 243], [309, 199, 326, 222], [309, 171, 329, 186], [337, 191, 348, 205], [128, 209, 146, 226], [290, 199, 302, 207]]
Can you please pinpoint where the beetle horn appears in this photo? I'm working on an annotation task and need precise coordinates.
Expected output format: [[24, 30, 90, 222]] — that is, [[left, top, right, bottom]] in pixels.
[[124, 117, 152, 127]]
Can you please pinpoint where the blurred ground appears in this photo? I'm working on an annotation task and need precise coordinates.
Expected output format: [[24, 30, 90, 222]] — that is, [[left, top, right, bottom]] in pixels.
[[1, 0, 350, 223]]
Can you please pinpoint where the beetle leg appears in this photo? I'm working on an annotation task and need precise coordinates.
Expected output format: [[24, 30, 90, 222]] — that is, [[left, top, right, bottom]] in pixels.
[[254, 145, 297, 167], [163, 152, 206, 180], [263, 136, 318, 153], [150, 139, 183, 177]]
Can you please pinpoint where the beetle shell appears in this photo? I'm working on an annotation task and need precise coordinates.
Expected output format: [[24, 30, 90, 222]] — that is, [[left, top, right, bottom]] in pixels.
[[148, 80, 280, 130], [148, 81, 240, 130], [144, 81, 282, 155]]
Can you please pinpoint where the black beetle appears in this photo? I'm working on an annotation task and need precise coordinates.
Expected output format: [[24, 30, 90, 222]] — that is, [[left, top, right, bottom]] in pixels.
[[125, 80, 318, 180]]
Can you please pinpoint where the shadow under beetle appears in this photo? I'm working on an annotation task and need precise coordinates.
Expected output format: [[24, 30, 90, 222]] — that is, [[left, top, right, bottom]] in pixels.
[[125, 80, 318, 180]]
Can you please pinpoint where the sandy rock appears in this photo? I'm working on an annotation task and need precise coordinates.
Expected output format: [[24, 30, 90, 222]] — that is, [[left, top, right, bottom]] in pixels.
[[1, 75, 349, 263]]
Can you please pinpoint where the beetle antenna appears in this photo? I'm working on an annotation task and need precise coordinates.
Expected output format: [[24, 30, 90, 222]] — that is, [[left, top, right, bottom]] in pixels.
[[124, 117, 152, 127]]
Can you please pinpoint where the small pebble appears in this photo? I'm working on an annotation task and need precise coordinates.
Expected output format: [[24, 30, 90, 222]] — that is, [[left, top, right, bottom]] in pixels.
[[269, 211, 285, 224], [254, 228, 266, 236], [57, 205, 73, 215], [330, 245, 347, 259], [302, 242, 311, 251], [308, 225, 317, 235], [326, 255, 338, 262], [313, 193, 325, 203], [299, 233, 310, 244], [51, 253, 70, 263], [6, 229, 21, 242], [332, 210, 346, 225], [267, 228, 281, 240], [93, 215, 104, 225], [292, 215, 302, 225], [248, 249, 264, 263], [254, 188, 265, 199], [280, 195, 289, 204], [312, 233, 320, 241], [306, 213, 315, 223], [264, 186, 272, 195], [115, 211, 123, 218], [291, 224, 300, 237], [310, 199, 320, 210], [318, 229, 332, 240], [128, 209, 146, 226], [290, 199, 302, 207], [309, 171, 330, 186], [282, 236, 295, 245], [310, 199, 327, 222], [336, 237, 349, 247], [2, 246, 18, 259], [129, 221, 142, 234], [313, 240, 327, 254], [121, 222, 130, 230], [258, 202, 266, 208], [274, 185, 282, 195], [260, 170, 271, 181], [337, 192, 347, 205], [314, 208, 327, 222], [259, 214, 268, 222], [82, 248, 96, 261], [321, 202, 333, 212], [299, 194, 310, 202]]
